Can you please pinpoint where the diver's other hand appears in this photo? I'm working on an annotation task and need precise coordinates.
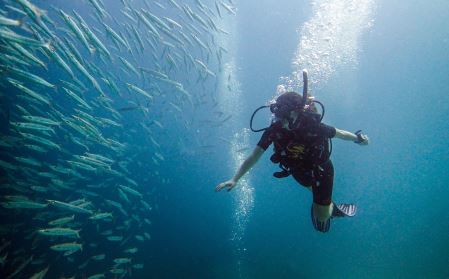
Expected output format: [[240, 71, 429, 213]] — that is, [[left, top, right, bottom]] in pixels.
[[357, 134, 369, 145], [215, 179, 237, 192], [354, 131, 369, 146]]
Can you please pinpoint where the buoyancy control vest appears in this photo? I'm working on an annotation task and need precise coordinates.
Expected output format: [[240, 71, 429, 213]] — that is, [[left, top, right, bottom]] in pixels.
[[268, 111, 332, 178]]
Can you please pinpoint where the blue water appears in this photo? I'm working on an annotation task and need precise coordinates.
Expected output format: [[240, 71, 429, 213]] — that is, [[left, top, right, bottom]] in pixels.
[[1, 0, 449, 278]]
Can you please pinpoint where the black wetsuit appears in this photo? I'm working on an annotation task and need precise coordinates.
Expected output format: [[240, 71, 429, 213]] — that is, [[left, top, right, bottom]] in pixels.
[[257, 121, 336, 206]]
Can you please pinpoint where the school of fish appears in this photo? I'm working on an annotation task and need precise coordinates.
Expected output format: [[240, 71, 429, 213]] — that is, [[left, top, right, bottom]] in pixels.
[[0, 0, 237, 277]]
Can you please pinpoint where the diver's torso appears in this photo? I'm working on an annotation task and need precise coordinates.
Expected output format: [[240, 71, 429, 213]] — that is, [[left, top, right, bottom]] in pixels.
[[269, 122, 330, 168]]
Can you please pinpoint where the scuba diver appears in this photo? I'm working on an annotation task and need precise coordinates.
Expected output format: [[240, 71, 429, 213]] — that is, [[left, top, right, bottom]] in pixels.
[[215, 70, 369, 233]]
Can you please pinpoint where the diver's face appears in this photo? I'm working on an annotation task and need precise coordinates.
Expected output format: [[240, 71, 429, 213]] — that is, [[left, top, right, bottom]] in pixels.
[[290, 110, 299, 120], [277, 110, 299, 129]]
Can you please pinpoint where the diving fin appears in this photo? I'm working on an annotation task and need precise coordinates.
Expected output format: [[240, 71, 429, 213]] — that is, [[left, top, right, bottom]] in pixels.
[[310, 206, 331, 233], [332, 203, 357, 218]]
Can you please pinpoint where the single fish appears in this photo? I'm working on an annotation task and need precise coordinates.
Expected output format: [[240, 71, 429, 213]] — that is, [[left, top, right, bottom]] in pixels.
[[50, 242, 82, 252], [48, 215, 75, 226], [47, 200, 93, 214], [38, 228, 80, 238]]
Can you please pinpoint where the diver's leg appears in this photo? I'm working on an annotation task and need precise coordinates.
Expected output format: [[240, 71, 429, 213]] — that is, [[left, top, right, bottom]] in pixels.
[[291, 167, 334, 232], [310, 161, 334, 232]]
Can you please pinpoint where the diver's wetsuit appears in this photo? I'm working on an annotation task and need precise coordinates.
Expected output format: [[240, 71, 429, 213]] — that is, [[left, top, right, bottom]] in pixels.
[[257, 121, 336, 206]]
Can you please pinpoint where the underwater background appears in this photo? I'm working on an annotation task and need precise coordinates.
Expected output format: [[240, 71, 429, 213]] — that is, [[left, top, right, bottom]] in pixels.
[[0, 0, 448, 278]]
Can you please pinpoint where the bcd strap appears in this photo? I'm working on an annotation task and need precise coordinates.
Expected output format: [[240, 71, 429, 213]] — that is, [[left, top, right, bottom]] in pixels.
[[273, 164, 290, 178], [273, 169, 290, 178]]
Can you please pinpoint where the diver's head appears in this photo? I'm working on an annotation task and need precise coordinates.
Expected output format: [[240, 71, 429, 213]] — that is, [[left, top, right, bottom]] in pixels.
[[270, 91, 304, 120]]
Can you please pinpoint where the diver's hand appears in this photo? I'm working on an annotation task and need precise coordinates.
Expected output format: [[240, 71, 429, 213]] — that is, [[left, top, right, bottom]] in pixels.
[[215, 179, 237, 192], [356, 134, 369, 146]]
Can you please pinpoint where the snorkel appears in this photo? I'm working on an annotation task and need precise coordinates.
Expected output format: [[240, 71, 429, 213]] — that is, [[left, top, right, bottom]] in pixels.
[[302, 70, 308, 102], [301, 69, 325, 122], [250, 69, 324, 132], [288, 70, 326, 129]]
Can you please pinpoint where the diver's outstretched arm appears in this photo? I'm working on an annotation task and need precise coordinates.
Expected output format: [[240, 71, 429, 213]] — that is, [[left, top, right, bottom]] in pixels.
[[335, 128, 369, 145], [215, 146, 265, 192]]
